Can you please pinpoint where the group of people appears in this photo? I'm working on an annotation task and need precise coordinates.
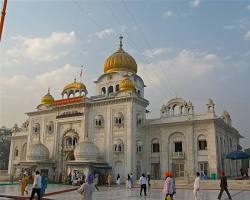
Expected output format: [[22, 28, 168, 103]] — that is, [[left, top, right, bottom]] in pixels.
[[240, 167, 249, 178], [20, 171, 48, 200], [161, 171, 232, 200], [20, 169, 234, 200], [193, 171, 232, 200]]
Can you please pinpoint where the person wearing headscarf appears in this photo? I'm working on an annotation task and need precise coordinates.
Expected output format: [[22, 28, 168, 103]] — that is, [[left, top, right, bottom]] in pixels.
[[20, 173, 28, 196], [107, 174, 112, 187], [163, 172, 174, 200], [78, 174, 96, 200]]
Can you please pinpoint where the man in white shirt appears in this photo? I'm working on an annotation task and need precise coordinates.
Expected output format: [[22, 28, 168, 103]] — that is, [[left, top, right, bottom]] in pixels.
[[30, 171, 42, 200], [139, 173, 147, 196], [193, 172, 200, 200]]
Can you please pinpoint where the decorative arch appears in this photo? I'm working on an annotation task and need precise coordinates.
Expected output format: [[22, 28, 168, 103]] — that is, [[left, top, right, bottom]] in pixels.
[[14, 146, 19, 159], [197, 134, 207, 151], [115, 84, 119, 92], [168, 132, 185, 153], [161, 97, 193, 117], [101, 87, 106, 95], [108, 86, 114, 94], [113, 139, 124, 152], [21, 143, 27, 161], [136, 140, 143, 153], [151, 138, 160, 153], [61, 129, 79, 162]]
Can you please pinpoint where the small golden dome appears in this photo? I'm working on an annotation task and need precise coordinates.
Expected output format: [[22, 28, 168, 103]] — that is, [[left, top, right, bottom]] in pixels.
[[63, 80, 87, 92], [119, 76, 135, 92], [41, 89, 54, 105], [104, 36, 137, 74]]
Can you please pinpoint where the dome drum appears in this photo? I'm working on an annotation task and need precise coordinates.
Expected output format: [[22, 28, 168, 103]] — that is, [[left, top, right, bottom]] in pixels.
[[119, 77, 135, 92], [74, 141, 99, 162], [62, 80, 88, 98], [28, 142, 50, 161]]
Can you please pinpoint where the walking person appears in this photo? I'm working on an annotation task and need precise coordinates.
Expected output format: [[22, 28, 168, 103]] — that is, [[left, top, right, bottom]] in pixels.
[[127, 174, 132, 189], [20, 173, 28, 196], [147, 174, 151, 190], [130, 173, 134, 188], [41, 173, 48, 196], [107, 174, 112, 187], [93, 174, 100, 191], [163, 172, 174, 200], [193, 172, 200, 200], [139, 173, 147, 196], [217, 171, 232, 200], [116, 173, 121, 185], [78, 175, 96, 200], [29, 171, 42, 200]]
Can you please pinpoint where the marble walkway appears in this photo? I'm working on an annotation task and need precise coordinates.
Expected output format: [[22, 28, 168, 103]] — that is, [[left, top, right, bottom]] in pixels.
[[0, 184, 250, 199]]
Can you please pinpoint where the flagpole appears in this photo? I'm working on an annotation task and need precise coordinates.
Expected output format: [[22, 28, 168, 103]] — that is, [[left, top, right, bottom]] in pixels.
[[80, 65, 83, 83]]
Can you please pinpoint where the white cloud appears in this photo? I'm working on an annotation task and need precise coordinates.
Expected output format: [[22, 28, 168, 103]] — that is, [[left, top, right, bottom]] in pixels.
[[223, 25, 236, 29], [143, 48, 171, 58], [139, 49, 222, 88], [190, 0, 200, 8], [162, 10, 173, 18], [0, 64, 95, 127], [95, 28, 115, 39], [247, 5, 250, 10], [244, 31, 250, 40], [0, 32, 76, 66]]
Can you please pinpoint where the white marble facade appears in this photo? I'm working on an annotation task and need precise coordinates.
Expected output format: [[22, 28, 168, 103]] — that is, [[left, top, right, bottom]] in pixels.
[[8, 38, 242, 182]]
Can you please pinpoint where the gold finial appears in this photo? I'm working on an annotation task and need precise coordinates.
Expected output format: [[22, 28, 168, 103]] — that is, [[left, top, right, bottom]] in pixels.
[[48, 87, 50, 94], [119, 35, 123, 49]]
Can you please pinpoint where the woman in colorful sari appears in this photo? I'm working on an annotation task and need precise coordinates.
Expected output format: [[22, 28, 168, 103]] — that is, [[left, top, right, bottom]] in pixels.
[[20, 173, 28, 196]]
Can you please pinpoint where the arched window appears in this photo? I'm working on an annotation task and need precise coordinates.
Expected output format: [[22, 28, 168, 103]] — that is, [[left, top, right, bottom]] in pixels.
[[33, 123, 40, 134], [116, 84, 119, 92], [108, 86, 113, 94], [114, 139, 124, 153], [101, 87, 106, 95], [137, 115, 143, 126], [198, 135, 207, 150], [138, 90, 141, 95], [114, 113, 124, 127], [15, 147, 19, 157], [46, 121, 54, 134], [136, 141, 143, 153], [66, 138, 72, 146], [94, 115, 104, 128], [21, 143, 27, 160], [152, 139, 160, 153]]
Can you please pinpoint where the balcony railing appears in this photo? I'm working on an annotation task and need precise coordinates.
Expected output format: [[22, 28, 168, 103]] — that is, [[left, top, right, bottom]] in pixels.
[[172, 152, 185, 159]]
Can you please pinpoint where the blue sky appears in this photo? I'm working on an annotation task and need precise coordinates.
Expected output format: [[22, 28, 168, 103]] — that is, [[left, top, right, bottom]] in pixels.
[[0, 0, 250, 147]]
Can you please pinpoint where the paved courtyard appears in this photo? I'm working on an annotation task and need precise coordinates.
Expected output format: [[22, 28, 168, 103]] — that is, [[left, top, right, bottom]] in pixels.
[[0, 184, 250, 199]]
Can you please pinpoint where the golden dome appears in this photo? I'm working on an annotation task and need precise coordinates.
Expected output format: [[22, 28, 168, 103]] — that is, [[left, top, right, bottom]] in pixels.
[[119, 76, 135, 92], [41, 89, 54, 105], [63, 80, 87, 92], [104, 36, 137, 74]]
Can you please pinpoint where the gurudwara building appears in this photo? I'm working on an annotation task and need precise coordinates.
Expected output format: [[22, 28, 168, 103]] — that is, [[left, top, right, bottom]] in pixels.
[[8, 37, 242, 182]]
